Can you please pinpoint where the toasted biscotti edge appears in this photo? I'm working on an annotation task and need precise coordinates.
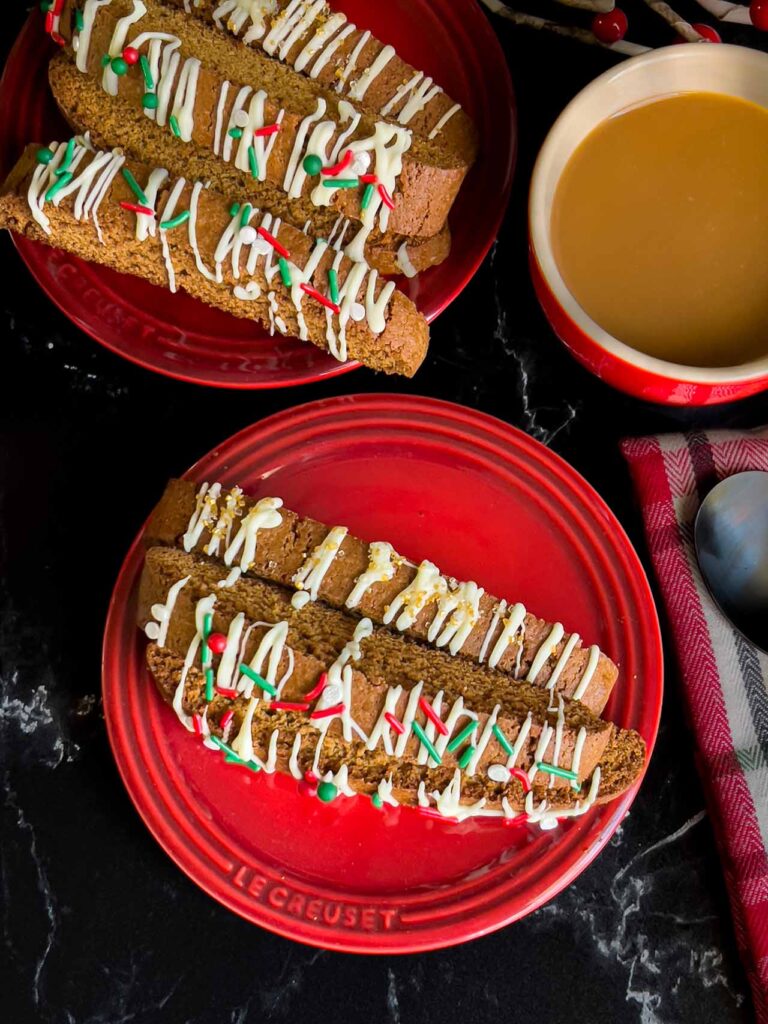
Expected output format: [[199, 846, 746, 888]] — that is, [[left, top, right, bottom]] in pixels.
[[0, 143, 429, 377], [142, 479, 619, 714]]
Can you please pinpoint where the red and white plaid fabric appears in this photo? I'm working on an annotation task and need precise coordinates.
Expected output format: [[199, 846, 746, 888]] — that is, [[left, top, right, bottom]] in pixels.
[[622, 428, 768, 1022]]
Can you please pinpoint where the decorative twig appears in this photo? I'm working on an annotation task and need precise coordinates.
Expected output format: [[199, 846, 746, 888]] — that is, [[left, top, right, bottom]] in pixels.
[[642, 0, 705, 39], [692, 0, 751, 22], [479, 0, 649, 53], [556, 0, 615, 10]]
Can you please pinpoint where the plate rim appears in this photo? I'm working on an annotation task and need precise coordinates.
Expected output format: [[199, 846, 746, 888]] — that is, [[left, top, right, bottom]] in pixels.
[[101, 393, 663, 953]]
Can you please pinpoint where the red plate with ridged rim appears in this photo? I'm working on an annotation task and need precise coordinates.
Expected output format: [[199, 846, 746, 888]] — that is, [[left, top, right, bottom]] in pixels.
[[102, 394, 663, 951], [0, 3, 515, 388]]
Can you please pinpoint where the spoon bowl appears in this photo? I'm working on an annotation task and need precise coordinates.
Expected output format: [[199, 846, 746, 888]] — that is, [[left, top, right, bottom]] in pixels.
[[694, 471, 768, 654]]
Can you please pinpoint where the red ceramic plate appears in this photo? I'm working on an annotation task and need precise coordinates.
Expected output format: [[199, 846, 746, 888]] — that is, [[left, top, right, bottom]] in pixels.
[[102, 394, 663, 952], [0, 4, 515, 389]]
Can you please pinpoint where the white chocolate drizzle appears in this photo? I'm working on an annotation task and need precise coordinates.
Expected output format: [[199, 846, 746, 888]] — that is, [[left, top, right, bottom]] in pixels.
[[292, 526, 348, 607]]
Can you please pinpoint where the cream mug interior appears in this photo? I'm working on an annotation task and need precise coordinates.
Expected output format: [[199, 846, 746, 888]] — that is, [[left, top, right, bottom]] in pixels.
[[529, 44, 768, 388]]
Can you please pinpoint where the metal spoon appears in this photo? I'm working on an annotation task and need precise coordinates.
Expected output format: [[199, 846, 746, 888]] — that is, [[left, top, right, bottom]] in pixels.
[[694, 471, 768, 654]]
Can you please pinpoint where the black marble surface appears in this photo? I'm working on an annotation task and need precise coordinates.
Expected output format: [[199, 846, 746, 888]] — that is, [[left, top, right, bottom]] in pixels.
[[2, 3, 767, 1022]]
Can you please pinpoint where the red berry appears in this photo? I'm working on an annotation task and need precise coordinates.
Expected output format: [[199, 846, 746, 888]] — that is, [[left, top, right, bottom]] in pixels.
[[122, 46, 140, 64], [751, 0, 768, 30], [207, 632, 228, 654], [691, 22, 721, 42], [591, 8, 628, 44]]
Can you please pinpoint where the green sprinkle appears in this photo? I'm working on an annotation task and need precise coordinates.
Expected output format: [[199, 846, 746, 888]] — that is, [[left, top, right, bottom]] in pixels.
[[169, 114, 181, 138], [75, 9, 85, 32], [205, 668, 215, 702], [361, 182, 375, 211], [536, 762, 579, 783], [121, 167, 149, 206], [239, 664, 277, 697], [412, 721, 442, 765], [36, 147, 54, 165], [142, 92, 159, 110], [44, 172, 72, 202], [457, 745, 476, 770], [111, 56, 128, 76], [228, 127, 243, 139], [247, 145, 259, 179], [56, 137, 75, 176], [101, 53, 111, 68], [229, 202, 241, 218], [372, 793, 383, 809], [203, 613, 213, 638], [239, 202, 252, 228], [327, 267, 339, 305], [492, 723, 515, 757], [139, 54, 154, 90], [211, 736, 261, 773], [302, 153, 323, 176], [278, 257, 292, 288], [317, 781, 338, 803], [322, 178, 358, 189], [446, 720, 478, 754], [160, 209, 191, 230], [40, 2, 53, 11]]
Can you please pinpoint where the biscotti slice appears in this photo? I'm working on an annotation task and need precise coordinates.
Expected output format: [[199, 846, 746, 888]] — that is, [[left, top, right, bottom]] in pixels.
[[141, 545, 614, 776], [0, 141, 428, 376], [144, 480, 619, 714], [147, 644, 645, 823], [49, 55, 452, 277], [138, 549, 645, 822], [159, 0, 479, 165], [55, 0, 465, 246]]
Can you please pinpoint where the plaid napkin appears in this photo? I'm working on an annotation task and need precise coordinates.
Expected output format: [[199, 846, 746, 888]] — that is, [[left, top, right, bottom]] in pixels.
[[622, 428, 768, 1022]]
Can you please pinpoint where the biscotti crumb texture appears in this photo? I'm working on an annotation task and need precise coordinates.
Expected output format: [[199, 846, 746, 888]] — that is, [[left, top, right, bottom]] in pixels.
[[144, 480, 620, 714], [0, 141, 429, 376], [57, 0, 467, 242], [162, 0, 479, 165]]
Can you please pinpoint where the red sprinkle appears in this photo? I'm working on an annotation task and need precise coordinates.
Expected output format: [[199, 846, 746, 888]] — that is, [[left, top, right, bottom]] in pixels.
[[321, 149, 353, 176], [378, 184, 395, 209], [207, 632, 228, 655], [119, 200, 155, 217], [298, 780, 317, 797], [51, 31, 66, 46], [384, 712, 405, 736], [257, 225, 291, 259], [504, 813, 530, 828], [304, 770, 318, 784], [192, 715, 203, 736], [304, 673, 328, 703], [216, 687, 238, 699], [359, 174, 378, 184], [270, 701, 310, 712], [300, 283, 340, 315], [220, 710, 235, 732], [45, 10, 54, 33], [310, 703, 345, 720], [509, 767, 532, 794], [419, 697, 449, 736], [122, 46, 140, 64], [254, 123, 280, 137]]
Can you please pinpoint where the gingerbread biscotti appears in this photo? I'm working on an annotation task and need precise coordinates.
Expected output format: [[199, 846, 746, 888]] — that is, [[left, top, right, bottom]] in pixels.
[[52, 0, 469, 250], [48, 55, 452, 277], [0, 140, 428, 375], [160, 0, 479, 165], [139, 545, 646, 822], [144, 480, 620, 715]]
